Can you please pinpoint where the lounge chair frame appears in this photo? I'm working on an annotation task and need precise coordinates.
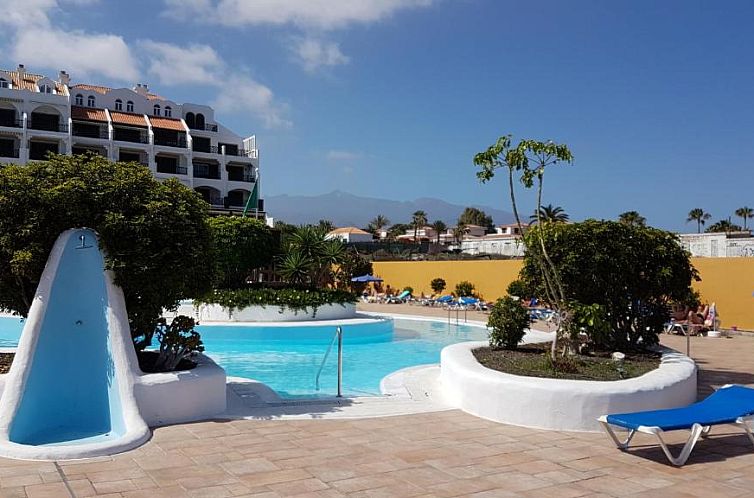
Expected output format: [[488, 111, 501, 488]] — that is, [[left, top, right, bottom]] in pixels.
[[598, 414, 754, 466]]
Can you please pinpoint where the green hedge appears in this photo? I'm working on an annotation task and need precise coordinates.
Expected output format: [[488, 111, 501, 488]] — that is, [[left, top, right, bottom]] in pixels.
[[197, 287, 358, 316]]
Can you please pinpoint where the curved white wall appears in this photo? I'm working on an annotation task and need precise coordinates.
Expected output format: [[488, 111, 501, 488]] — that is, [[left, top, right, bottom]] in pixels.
[[441, 341, 697, 432], [171, 302, 357, 322]]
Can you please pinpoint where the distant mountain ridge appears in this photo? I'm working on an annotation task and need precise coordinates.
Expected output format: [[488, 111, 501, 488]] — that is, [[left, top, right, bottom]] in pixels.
[[265, 190, 514, 227]]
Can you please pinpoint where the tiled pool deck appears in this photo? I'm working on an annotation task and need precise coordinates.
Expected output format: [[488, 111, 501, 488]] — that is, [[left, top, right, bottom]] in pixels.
[[2, 307, 754, 497]]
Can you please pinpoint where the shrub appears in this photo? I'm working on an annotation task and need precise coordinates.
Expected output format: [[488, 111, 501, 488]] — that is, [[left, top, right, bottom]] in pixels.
[[335, 248, 373, 292], [209, 216, 279, 289], [487, 296, 530, 349], [430, 278, 446, 294], [197, 287, 358, 316], [521, 220, 698, 350], [403, 286, 414, 294], [506, 279, 529, 299], [454, 280, 475, 297], [153, 315, 204, 372], [564, 302, 610, 353], [0, 154, 213, 351]]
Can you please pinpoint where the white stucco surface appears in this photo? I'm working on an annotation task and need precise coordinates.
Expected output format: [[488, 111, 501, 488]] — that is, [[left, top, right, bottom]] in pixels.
[[169, 302, 357, 322], [441, 342, 697, 432]]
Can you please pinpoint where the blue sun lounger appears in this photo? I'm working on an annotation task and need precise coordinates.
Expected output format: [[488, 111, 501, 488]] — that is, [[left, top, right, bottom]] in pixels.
[[598, 385, 754, 466]]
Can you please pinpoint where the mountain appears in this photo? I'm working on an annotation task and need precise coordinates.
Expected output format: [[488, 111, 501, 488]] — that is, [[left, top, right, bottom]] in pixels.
[[265, 190, 514, 227]]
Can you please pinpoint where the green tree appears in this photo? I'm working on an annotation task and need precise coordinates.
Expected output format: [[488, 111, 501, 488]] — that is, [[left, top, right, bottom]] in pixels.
[[430, 277, 446, 294], [520, 220, 698, 351], [452, 223, 468, 245], [530, 204, 569, 223], [618, 210, 646, 227], [279, 226, 346, 287], [458, 207, 494, 231], [687, 208, 711, 233], [474, 135, 574, 360], [454, 280, 475, 297], [0, 154, 213, 351], [735, 206, 754, 230], [411, 210, 428, 243], [487, 296, 530, 349], [706, 219, 742, 233], [317, 219, 334, 233], [369, 214, 390, 235], [277, 251, 312, 285], [208, 217, 278, 289], [335, 248, 373, 291], [430, 220, 447, 243], [386, 223, 410, 241]]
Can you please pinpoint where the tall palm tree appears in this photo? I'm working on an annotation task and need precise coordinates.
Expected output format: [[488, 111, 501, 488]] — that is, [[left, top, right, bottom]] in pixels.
[[706, 219, 742, 234], [530, 204, 569, 224], [411, 210, 428, 243], [618, 211, 646, 227], [735, 206, 754, 230], [687, 208, 711, 233], [452, 223, 468, 245], [431, 220, 447, 244], [370, 214, 390, 232]]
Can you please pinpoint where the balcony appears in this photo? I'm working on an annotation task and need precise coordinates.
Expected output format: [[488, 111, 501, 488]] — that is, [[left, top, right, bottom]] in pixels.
[[189, 123, 218, 132], [227, 170, 255, 183], [0, 148, 20, 158], [156, 163, 187, 175], [73, 127, 109, 139], [113, 128, 148, 144], [193, 164, 220, 179], [0, 118, 22, 129], [154, 136, 187, 148], [224, 148, 253, 157], [192, 144, 219, 154], [28, 121, 68, 133]]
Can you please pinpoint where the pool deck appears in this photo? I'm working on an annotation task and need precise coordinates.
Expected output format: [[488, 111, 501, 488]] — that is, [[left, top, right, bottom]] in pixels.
[[3, 305, 754, 497]]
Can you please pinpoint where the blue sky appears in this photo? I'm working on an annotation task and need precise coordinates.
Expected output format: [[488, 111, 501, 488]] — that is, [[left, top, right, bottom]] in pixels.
[[1, 0, 752, 231]]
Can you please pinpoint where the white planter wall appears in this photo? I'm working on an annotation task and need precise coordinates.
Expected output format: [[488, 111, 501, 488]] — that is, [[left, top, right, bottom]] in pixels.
[[171, 302, 357, 322], [441, 341, 697, 432]]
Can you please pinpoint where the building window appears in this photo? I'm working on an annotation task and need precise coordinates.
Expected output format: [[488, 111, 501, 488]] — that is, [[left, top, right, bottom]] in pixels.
[[75, 94, 83, 106], [195, 113, 205, 129], [87, 95, 95, 107], [115, 99, 123, 111], [153, 104, 160, 116], [0, 78, 8, 89], [164, 106, 172, 117], [39, 84, 52, 94], [126, 101, 134, 113], [185, 112, 195, 128]]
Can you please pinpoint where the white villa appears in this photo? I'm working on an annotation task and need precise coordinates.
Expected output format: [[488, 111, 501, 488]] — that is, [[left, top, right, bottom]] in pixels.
[[325, 227, 373, 243], [458, 223, 528, 257], [0, 65, 261, 215], [678, 231, 754, 258]]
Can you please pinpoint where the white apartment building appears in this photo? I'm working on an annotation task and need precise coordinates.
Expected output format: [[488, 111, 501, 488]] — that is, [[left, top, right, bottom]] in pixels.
[[0, 65, 262, 215], [678, 232, 754, 258], [458, 224, 528, 257]]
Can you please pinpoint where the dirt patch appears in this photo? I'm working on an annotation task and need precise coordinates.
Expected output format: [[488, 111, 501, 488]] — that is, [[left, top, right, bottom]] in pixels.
[[473, 342, 661, 381], [0, 353, 13, 374], [137, 350, 196, 373]]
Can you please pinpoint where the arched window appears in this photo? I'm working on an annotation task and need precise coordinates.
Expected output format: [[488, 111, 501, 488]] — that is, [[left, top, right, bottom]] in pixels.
[[87, 95, 95, 107], [164, 106, 172, 118], [126, 101, 134, 113], [195, 113, 205, 129], [75, 94, 83, 106], [39, 84, 52, 94], [115, 99, 123, 111], [185, 112, 195, 128], [0, 78, 8, 89], [153, 104, 161, 116]]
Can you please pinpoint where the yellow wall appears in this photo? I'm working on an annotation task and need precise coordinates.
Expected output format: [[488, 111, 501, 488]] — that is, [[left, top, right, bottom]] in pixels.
[[372, 258, 754, 330]]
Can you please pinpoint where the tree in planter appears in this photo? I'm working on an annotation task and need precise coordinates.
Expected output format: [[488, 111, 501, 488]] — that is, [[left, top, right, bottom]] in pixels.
[[208, 216, 278, 289], [278, 226, 346, 287], [474, 135, 574, 360], [520, 220, 698, 351], [0, 154, 213, 352], [454, 280, 475, 297], [430, 277, 446, 294], [153, 315, 205, 372], [488, 296, 530, 349]]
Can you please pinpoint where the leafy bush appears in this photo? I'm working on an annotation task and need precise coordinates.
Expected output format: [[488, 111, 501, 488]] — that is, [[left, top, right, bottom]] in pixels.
[[198, 287, 357, 316], [279, 226, 345, 287], [487, 296, 530, 349], [209, 216, 278, 289], [506, 279, 530, 299], [521, 220, 698, 350], [153, 315, 204, 372], [430, 278, 446, 294], [454, 280, 475, 297], [335, 248, 373, 291], [0, 154, 213, 351], [564, 302, 610, 353]]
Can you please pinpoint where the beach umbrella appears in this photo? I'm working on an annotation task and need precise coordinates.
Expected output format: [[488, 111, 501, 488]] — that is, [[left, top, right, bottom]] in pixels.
[[351, 274, 383, 283]]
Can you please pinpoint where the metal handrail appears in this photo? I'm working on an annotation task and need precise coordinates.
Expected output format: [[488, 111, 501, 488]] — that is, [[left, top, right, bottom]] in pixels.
[[315, 326, 343, 397]]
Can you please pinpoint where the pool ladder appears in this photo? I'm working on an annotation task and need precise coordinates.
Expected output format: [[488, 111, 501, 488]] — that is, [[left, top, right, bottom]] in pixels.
[[315, 326, 343, 397]]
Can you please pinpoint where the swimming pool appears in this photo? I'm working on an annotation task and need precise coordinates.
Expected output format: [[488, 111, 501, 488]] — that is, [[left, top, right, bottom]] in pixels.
[[0, 315, 489, 398]]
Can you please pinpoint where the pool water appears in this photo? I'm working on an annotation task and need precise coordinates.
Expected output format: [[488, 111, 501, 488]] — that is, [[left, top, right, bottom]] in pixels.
[[0, 316, 488, 398]]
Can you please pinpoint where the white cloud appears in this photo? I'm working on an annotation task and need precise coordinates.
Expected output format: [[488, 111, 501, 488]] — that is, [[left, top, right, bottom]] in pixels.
[[13, 29, 139, 82], [162, 0, 433, 29], [214, 75, 291, 129], [291, 37, 349, 72], [326, 150, 362, 162], [139, 41, 223, 85]]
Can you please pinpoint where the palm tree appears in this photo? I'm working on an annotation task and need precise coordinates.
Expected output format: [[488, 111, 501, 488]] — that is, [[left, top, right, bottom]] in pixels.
[[687, 208, 711, 233], [618, 211, 646, 227], [706, 219, 742, 234], [452, 222, 468, 245], [530, 204, 569, 224], [411, 210, 428, 243], [735, 206, 754, 230], [370, 214, 390, 234], [431, 220, 447, 244]]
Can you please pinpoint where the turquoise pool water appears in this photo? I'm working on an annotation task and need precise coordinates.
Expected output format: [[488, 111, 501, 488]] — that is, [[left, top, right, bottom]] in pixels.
[[0, 316, 487, 398]]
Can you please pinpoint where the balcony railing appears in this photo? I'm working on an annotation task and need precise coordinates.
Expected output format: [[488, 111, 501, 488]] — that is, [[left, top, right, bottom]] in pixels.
[[156, 164, 187, 175], [0, 148, 20, 158], [224, 148, 253, 157], [113, 130, 149, 144], [29, 149, 59, 160], [73, 127, 109, 139], [193, 166, 221, 179], [192, 144, 219, 154], [0, 119, 22, 128], [154, 137, 187, 148], [28, 122, 68, 133], [189, 123, 218, 132], [227, 171, 255, 183]]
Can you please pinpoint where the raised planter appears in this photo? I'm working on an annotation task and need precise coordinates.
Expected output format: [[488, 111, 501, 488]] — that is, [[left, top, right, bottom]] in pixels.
[[440, 341, 697, 432], [172, 302, 357, 322]]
